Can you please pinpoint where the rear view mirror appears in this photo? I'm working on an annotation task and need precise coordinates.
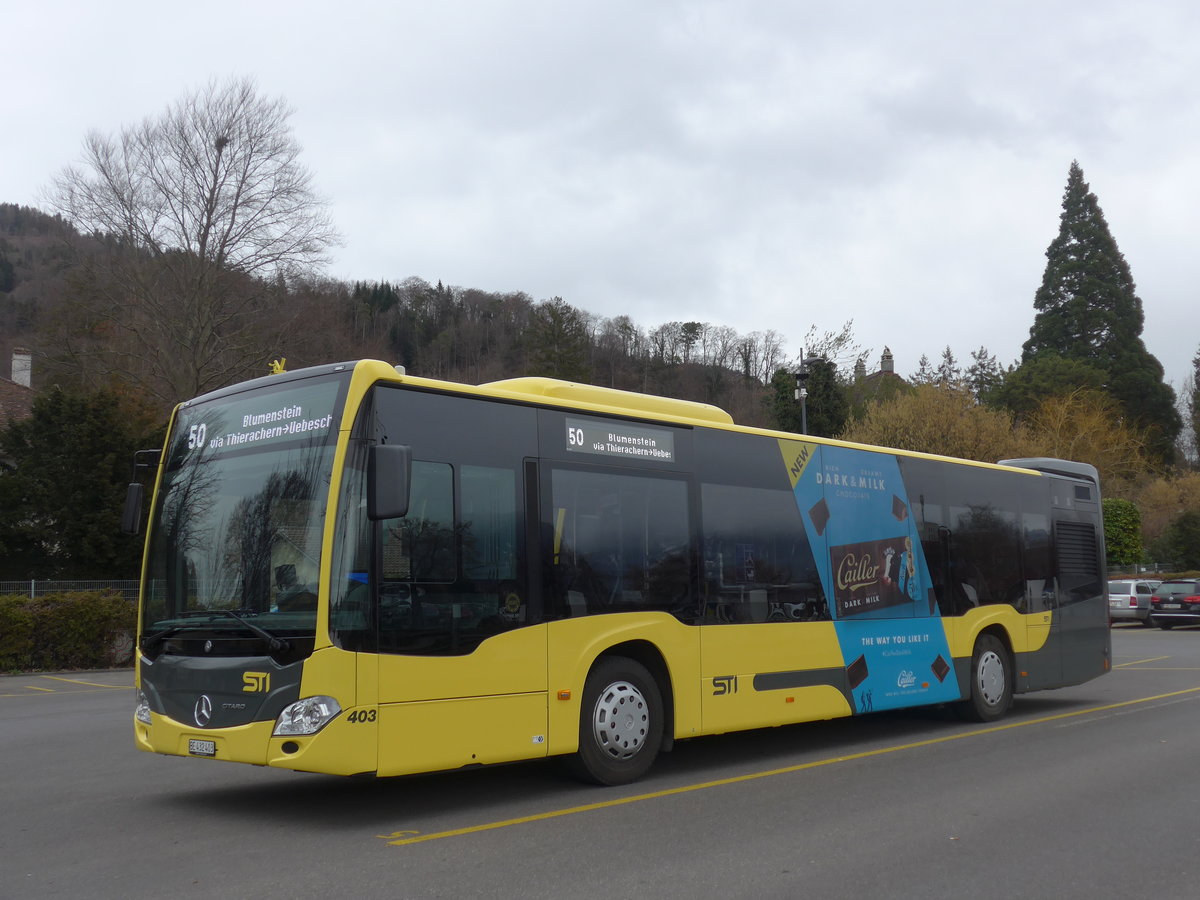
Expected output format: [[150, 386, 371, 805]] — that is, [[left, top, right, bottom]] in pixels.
[[121, 483, 145, 534], [121, 448, 161, 535], [368, 444, 412, 520]]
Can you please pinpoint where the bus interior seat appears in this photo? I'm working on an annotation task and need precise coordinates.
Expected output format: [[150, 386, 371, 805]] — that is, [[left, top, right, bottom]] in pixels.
[[748, 589, 769, 623]]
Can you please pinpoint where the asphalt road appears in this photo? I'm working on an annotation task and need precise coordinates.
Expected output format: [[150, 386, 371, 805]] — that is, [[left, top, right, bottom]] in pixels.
[[3, 625, 1199, 900]]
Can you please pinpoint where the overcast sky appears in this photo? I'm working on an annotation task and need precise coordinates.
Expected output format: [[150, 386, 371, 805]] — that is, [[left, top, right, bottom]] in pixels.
[[5, 1, 1198, 394]]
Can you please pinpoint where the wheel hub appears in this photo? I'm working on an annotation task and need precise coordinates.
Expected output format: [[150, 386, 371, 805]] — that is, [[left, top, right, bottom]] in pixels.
[[977, 649, 1005, 707], [592, 680, 649, 760]]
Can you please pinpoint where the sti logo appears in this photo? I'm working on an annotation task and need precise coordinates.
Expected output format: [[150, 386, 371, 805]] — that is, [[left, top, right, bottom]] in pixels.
[[242, 671, 270, 693], [712, 675, 739, 696]]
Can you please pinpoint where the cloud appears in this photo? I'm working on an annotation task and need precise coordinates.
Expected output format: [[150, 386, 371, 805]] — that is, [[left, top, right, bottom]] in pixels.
[[7, 0, 1199, 394]]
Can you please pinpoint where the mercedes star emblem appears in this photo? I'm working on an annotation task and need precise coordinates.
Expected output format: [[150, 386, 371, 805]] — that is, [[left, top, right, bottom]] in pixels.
[[193, 694, 213, 727]]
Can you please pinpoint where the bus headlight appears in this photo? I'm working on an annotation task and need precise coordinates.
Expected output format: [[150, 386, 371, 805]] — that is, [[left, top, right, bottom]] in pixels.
[[273, 696, 342, 736], [134, 689, 152, 725]]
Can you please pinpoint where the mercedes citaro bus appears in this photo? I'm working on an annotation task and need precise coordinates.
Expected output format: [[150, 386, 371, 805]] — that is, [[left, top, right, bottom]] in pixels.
[[126, 359, 1110, 784]]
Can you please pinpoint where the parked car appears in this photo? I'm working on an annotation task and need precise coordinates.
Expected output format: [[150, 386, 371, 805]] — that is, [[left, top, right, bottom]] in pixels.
[[1108, 579, 1157, 625], [1149, 579, 1200, 630]]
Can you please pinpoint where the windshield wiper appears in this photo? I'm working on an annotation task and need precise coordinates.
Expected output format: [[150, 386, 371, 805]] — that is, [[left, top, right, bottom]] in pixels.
[[140, 624, 190, 650], [141, 609, 290, 653], [212, 609, 291, 652]]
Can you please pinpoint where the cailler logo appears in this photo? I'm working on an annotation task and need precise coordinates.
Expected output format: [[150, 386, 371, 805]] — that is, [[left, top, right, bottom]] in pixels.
[[836, 552, 879, 593], [193, 694, 213, 727]]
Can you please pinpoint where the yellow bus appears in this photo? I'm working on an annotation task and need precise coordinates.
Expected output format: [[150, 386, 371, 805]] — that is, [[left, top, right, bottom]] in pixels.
[[128, 359, 1110, 784]]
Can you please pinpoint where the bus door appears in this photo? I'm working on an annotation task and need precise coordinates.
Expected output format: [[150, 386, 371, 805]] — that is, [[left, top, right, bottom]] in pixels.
[[365, 457, 548, 776], [325, 388, 545, 777]]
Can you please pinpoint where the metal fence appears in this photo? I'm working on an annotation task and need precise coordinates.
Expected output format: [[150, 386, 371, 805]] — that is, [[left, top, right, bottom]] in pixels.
[[0, 579, 139, 605], [1106, 564, 1174, 578]]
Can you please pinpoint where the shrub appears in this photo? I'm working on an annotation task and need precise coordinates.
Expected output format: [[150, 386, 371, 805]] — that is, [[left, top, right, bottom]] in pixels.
[[0, 591, 136, 672], [0, 595, 36, 671], [1102, 498, 1143, 568]]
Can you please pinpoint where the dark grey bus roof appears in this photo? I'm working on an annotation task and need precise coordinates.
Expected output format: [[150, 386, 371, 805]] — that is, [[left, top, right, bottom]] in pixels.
[[998, 457, 1100, 484]]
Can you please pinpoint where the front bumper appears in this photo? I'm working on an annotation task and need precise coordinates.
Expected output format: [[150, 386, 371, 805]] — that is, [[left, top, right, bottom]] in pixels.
[[133, 708, 376, 775]]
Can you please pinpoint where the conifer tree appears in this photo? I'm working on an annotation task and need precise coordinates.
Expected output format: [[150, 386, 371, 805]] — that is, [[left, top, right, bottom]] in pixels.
[[526, 297, 590, 382], [767, 361, 847, 437], [935, 346, 961, 388], [1190, 346, 1200, 464], [910, 355, 935, 385], [0, 388, 161, 578], [803, 358, 849, 437], [964, 346, 1004, 403], [1021, 161, 1180, 462]]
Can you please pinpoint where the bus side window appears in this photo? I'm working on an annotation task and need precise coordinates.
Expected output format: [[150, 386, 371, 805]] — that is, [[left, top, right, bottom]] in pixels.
[[374, 461, 525, 655], [1022, 513, 1053, 612], [549, 468, 691, 620], [700, 482, 827, 624], [382, 461, 455, 583]]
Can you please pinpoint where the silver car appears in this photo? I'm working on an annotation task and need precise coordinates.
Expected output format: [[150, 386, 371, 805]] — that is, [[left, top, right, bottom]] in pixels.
[[1108, 579, 1155, 625]]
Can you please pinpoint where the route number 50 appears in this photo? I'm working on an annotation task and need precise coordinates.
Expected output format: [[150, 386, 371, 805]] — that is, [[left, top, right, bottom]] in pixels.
[[188, 423, 207, 450]]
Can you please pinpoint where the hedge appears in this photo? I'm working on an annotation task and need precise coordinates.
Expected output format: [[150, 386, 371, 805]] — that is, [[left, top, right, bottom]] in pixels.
[[0, 591, 136, 672]]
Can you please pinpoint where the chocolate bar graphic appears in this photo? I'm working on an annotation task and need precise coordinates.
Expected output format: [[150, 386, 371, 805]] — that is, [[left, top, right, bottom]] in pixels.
[[892, 494, 909, 522], [809, 498, 830, 536], [931, 655, 950, 682], [846, 654, 869, 689]]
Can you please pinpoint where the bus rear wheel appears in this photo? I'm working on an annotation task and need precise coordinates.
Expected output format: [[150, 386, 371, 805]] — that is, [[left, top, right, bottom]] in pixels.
[[956, 634, 1012, 723], [568, 657, 663, 785]]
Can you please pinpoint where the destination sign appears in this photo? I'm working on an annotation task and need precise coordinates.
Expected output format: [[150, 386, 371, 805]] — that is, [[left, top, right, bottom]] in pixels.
[[173, 378, 345, 466], [564, 418, 675, 463]]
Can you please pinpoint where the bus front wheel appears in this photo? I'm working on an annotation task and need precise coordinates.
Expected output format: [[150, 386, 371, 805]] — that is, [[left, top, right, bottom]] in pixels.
[[569, 657, 663, 785], [956, 634, 1012, 723]]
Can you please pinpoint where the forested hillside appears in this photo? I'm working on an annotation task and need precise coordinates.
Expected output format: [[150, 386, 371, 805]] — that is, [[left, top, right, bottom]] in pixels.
[[1, 202, 797, 426]]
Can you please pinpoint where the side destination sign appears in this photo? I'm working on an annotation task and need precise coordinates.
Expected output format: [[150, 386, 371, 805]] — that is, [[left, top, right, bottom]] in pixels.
[[565, 417, 675, 463]]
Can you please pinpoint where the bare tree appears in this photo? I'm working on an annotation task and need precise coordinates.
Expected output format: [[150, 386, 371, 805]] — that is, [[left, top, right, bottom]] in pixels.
[[798, 320, 864, 378], [45, 76, 340, 406]]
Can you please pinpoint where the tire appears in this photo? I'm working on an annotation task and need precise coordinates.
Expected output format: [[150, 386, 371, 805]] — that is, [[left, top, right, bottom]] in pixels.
[[955, 634, 1012, 723], [1158, 619, 1175, 631], [568, 656, 663, 786]]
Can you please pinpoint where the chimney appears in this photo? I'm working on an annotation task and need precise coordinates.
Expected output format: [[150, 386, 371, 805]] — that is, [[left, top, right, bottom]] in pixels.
[[880, 347, 894, 375], [12, 348, 31, 388], [854, 358, 866, 381]]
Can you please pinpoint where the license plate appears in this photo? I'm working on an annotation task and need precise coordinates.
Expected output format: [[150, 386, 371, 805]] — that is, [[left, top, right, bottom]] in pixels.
[[1109, 600, 1123, 608], [1163, 603, 1182, 610], [188, 739, 217, 757]]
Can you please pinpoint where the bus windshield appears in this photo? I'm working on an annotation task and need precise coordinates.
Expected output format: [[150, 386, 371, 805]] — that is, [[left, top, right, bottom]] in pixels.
[[140, 373, 349, 649]]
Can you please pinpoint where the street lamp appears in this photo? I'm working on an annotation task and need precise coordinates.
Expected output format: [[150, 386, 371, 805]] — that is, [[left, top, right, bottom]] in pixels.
[[793, 353, 825, 435], [794, 368, 809, 434]]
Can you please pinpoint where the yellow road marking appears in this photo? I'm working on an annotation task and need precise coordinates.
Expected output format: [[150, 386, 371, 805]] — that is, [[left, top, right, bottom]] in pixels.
[[24, 686, 55, 692], [42, 675, 127, 689], [385, 687, 1200, 847], [1116, 656, 1170, 667]]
